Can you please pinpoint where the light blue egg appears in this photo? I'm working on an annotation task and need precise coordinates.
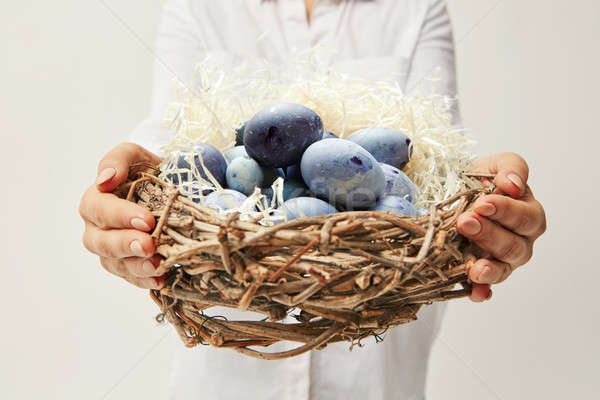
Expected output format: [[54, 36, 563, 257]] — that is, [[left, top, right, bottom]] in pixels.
[[369, 195, 418, 216], [223, 146, 248, 163], [203, 189, 248, 210], [283, 197, 338, 220], [301, 139, 385, 209], [347, 127, 412, 170], [380, 163, 418, 203], [226, 156, 265, 195]]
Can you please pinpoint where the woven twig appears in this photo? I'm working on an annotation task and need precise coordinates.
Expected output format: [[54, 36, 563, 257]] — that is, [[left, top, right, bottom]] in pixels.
[[122, 164, 491, 359]]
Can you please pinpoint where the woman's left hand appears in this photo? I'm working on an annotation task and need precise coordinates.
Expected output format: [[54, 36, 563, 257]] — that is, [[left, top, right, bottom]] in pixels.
[[456, 153, 547, 302]]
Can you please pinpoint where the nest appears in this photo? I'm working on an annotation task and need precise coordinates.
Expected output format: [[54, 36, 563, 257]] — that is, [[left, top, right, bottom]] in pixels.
[[118, 165, 492, 360]]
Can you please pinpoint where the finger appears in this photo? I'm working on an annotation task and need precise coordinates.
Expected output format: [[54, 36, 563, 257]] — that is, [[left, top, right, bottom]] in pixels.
[[82, 222, 155, 259], [96, 142, 161, 192], [100, 255, 163, 278], [124, 275, 167, 290], [79, 185, 155, 231], [457, 212, 532, 267], [472, 152, 529, 198], [469, 258, 513, 284], [469, 283, 492, 302], [472, 193, 546, 237]]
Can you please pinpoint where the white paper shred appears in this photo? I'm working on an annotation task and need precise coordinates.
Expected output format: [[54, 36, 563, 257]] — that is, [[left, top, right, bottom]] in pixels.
[[158, 52, 477, 221]]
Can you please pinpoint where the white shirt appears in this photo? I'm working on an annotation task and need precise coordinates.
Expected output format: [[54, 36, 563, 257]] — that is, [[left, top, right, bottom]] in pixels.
[[130, 1, 458, 399]]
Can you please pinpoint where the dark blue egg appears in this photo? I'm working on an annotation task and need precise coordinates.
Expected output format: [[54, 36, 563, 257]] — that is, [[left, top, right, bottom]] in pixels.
[[244, 103, 324, 167], [346, 127, 412, 170], [285, 163, 302, 180], [263, 168, 285, 187], [282, 179, 310, 200], [262, 179, 310, 203], [301, 139, 385, 209], [369, 196, 418, 216], [283, 197, 338, 220], [203, 189, 248, 210], [223, 146, 248, 164], [284, 133, 338, 181], [167, 144, 227, 186], [380, 163, 418, 203], [235, 122, 246, 145]]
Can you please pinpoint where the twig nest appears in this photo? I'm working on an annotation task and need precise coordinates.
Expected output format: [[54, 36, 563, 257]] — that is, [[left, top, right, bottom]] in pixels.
[[130, 54, 483, 359], [120, 165, 490, 360]]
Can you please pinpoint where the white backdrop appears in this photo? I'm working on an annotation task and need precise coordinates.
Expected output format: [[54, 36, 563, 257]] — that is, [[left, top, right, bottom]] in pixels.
[[1, 1, 598, 399]]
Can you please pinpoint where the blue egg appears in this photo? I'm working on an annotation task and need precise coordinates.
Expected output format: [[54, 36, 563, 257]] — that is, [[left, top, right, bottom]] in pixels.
[[369, 196, 418, 216], [285, 163, 302, 180], [322, 131, 338, 140], [203, 189, 248, 210], [226, 156, 284, 195], [223, 146, 248, 163], [380, 163, 418, 203], [263, 168, 285, 187], [346, 127, 412, 170], [283, 197, 338, 220], [262, 179, 310, 203], [244, 103, 324, 167], [226, 156, 265, 195], [167, 144, 227, 186], [283, 179, 310, 200], [301, 139, 385, 209], [193, 143, 227, 185], [235, 122, 246, 145]]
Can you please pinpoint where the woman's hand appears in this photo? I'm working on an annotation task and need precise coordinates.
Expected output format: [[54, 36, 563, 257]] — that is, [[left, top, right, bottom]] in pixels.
[[457, 153, 547, 302], [79, 143, 166, 289]]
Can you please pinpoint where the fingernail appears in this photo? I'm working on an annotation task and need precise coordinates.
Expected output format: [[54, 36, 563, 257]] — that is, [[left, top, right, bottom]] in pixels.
[[461, 217, 482, 235], [507, 173, 524, 195], [143, 260, 157, 275], [474, 203, 496, 217], [131, 217, 151, 231], [96, 168, 116, 185], [130, 240, 147, 257], [477, 265, 491, 283]]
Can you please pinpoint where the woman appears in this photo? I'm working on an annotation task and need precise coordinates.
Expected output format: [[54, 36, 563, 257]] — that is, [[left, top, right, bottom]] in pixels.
[[79, 1, 546, 398]]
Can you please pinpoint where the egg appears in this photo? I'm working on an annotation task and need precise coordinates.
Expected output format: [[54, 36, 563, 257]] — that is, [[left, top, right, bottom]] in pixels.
[[369, 195, 418, 216], [301, 138, 385, 209], [380, 163, 418, 203], [283, 197, 338, 220], [244, 103, 324, 167], [226, 156, 284, 195], [223, 146, 248, 164], [203, 189, 248, 210], [262, 179, 310, 203], [346, 127, 412, 170], [167, 144, 227, 186]]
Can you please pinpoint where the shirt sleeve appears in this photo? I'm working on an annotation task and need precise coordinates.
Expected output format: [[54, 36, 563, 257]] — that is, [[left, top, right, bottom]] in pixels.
[[403, 0, 461, 126], [129, 0, 207, 155]]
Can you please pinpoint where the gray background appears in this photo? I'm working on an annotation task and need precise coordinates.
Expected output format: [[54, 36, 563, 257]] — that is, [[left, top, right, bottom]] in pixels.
[[1, 1, 598, 399]]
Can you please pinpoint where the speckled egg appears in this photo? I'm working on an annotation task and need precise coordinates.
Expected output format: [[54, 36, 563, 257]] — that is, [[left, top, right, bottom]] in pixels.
[[346, 127, 412, 170], [300, 139, 385, 209], [244, 103, 323, 167]]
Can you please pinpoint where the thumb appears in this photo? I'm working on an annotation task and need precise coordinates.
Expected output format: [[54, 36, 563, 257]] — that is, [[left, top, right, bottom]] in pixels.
[[95, 142, 162, 193], [474, 152, 529, 198]]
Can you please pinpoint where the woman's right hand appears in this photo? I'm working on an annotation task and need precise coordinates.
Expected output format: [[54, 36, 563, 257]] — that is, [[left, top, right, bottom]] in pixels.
[[79, 143, 166, 289]]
